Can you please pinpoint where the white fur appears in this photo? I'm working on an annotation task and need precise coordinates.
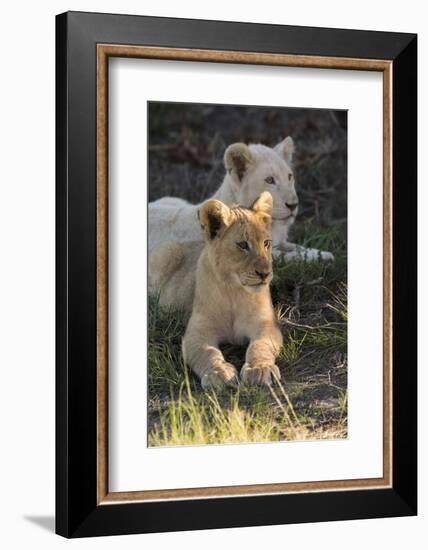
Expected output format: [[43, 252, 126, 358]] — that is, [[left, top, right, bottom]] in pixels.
[[148, 137, 334, 262]]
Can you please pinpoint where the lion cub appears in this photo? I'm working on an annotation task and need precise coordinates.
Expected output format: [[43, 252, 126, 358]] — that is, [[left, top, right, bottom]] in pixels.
[[182, 191, 283, 389]]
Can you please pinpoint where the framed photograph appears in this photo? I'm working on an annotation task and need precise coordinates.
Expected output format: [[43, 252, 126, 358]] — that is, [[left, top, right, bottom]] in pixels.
[[56, 11, 417, 538]]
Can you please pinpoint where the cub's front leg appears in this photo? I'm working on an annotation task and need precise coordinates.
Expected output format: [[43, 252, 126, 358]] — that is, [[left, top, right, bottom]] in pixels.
[[241, 324, 283, 386], [183, 321, 238, 390], [273, 242, 334, 262]]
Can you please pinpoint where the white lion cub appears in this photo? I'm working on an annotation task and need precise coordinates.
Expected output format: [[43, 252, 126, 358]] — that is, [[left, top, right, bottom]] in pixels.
[[149, 137, 334, 261]]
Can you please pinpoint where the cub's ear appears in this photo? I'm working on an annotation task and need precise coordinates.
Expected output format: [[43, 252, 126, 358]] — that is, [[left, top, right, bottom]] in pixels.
[[198, 199, 232, 241], [224, 143, 253, 181], [251, 191, 273, 217], [274, 136, 295, 165]]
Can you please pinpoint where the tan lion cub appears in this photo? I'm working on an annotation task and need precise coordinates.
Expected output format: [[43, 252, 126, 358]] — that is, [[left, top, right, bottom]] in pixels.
[[182, 191, 283, 389]]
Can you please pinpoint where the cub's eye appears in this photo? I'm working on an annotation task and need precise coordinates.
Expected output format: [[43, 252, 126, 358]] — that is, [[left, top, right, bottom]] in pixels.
[[237, 241, 249, 251], [265, 176, 275, 185], [288, 173, 293, 181], [264, 240, 272, 248]]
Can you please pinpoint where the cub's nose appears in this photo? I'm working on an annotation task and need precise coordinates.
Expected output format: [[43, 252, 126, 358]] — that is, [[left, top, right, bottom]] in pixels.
[[255, 270, 271, 282], [285, 202, 299, 212]]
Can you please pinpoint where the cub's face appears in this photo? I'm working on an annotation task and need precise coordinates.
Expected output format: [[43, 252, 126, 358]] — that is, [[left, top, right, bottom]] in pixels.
[[224, 138, 299, 232], [199, 193, 273, 294]]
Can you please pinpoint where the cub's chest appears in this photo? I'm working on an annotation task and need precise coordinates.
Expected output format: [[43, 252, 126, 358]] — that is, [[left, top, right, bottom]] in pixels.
[[216, 301, 253, 346], [230, 318, 251, 345]]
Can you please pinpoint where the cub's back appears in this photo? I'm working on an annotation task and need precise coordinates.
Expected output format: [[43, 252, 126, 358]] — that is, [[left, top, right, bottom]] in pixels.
[[148, 240, 204, 312], [148, 199, 201, 251]]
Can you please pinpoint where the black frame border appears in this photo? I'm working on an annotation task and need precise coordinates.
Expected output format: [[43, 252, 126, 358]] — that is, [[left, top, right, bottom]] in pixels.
[[56, 11, 417, 538]]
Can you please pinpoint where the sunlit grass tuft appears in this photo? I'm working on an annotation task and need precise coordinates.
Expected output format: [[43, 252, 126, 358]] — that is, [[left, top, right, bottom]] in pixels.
[[149, 367, 347, 447]]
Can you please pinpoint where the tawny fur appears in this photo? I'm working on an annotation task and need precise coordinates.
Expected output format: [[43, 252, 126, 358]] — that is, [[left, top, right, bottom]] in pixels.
[[179, 192, 283, 389], [148, 137, 334, 262]]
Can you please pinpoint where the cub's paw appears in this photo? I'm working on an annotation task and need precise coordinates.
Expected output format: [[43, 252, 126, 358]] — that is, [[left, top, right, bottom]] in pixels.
[[201, 362, 238, 390], [284, 247, 334, 263], [241, 362, 281, 386], [319, 250, 335, 262]]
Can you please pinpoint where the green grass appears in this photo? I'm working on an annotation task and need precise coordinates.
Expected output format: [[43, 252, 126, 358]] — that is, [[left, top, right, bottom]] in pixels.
[[148, 221, 347, 447]]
